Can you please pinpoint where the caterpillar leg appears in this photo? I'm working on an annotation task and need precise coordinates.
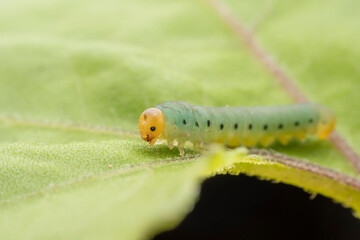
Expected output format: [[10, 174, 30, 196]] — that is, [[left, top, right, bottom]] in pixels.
[[167, 139, 175, 150], [193, 142, 206, 153], [177, 141, 185, 157], [193, 142, 201, 151]]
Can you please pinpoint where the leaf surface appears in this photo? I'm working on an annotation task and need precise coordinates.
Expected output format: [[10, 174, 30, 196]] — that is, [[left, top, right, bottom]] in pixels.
[[0, 0, 359, 239]]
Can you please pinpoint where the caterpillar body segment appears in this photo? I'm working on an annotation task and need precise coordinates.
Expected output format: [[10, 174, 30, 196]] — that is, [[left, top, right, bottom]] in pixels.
[[138, 101, 336, 156]]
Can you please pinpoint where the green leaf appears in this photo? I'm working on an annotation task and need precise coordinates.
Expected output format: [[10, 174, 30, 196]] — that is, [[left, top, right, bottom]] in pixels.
[[0, 0, 359, 239]]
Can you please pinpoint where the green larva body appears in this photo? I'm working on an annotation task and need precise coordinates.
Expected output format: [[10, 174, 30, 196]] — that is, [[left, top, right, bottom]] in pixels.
[[155, 101, 335, 155]]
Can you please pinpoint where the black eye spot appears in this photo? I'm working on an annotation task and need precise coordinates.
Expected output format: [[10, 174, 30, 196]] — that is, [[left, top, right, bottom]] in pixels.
[[183, 119, 187, 125], [150, 126, 156, 131], [248, 124, 252, 130], [220, 124, 224, 130], [263, 124, 268, 130], [309, 119, 313, 123], [207, 120, 211, 127], [195, 121, 199, 127], [234, 123, 238, 129], [278, 124, 283, 129], [295, 121, 300, 126]]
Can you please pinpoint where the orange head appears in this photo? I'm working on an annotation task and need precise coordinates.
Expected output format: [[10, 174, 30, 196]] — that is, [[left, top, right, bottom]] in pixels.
[[138, 108, 165, 146]]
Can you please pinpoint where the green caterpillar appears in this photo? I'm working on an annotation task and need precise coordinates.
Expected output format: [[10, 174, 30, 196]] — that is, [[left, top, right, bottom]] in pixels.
[[138, 101, 335, 156]]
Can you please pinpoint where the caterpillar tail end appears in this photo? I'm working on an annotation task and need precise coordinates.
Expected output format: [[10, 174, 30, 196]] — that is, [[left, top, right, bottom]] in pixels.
[[317, 117, 336, 140]]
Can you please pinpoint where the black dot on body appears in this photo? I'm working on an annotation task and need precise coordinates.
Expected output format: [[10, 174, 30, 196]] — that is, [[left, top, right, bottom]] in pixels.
[[195, 121, 199, 127], [207, 120, 211, 127], [150, 126, 156, 131], [248, 124, 252, 130], [183, 119, 187, 125], [263, 125, 268, 130], [220, 124, 224, 130], [234, 123, 238, 130]]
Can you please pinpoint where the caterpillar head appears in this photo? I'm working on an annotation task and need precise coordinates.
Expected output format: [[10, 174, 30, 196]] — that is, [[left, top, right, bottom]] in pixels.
[[138, 108, 165, 146]]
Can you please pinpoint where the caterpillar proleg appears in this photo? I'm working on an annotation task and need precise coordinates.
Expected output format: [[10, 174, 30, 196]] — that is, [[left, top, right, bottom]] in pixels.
[[138, 101, 335, 156]]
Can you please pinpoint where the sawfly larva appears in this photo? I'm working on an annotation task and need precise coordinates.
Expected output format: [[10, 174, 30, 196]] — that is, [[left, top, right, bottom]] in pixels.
[[138, 101, 335, 156]]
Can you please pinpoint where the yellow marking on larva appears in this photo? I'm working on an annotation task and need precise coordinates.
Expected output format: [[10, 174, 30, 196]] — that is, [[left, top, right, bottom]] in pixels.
[[243, 137, 257, 147], [294, 131, 306, 141], [307, 127, 317, 134], [277, 134, 292, 145], [260, 135, 275, 147], [227, 137, 241, 147], [215, 137, 225, 144], [215, 131, 230, 144]]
